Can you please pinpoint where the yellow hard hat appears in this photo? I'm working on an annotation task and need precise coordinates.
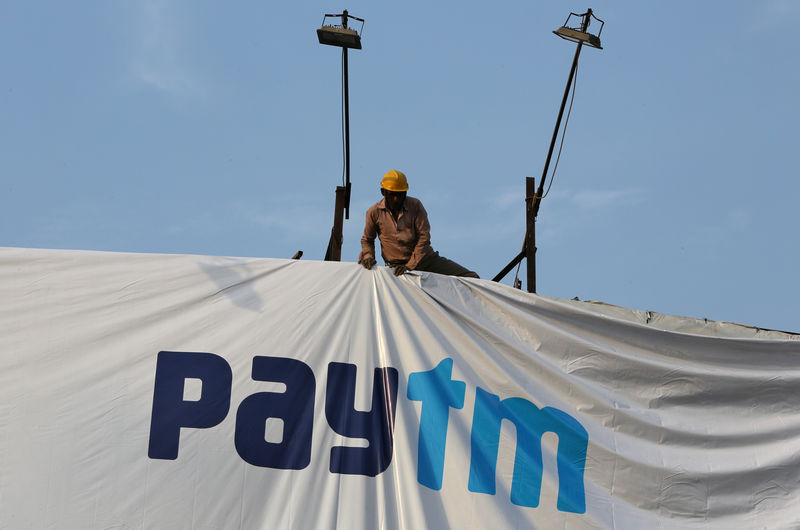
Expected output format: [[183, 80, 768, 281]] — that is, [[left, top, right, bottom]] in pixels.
[[380, 169, 409, 192]]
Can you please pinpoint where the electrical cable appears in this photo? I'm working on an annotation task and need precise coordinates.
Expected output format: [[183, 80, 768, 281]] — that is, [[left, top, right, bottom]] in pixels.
[[512, 257, 523, 289], [340, 50, 346, 187], [542, 61, 578, 199]]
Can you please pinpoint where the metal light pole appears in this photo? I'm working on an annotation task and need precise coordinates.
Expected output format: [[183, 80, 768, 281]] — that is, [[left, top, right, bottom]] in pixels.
[[317, 11, 364, 261], [493, 9, 603, 292]]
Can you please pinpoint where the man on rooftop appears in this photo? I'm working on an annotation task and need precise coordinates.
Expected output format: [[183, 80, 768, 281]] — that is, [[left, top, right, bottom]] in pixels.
[[359, 170, 479, 278]]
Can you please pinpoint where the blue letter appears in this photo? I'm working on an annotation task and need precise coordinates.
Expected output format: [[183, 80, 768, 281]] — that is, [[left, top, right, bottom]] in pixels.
[[468, 387, 588, 513], [148, 351, 232, 460], [326, 362, 399, 476], [235, 356, 315, 470], [407, 358, 465, 490]]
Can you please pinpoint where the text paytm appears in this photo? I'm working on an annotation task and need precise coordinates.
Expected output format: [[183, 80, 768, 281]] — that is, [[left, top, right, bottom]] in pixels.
[[148, 351, 588, 513]]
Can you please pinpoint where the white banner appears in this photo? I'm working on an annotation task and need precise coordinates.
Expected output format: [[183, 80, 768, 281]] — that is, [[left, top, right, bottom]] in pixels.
[[1, 247, 798, 529]]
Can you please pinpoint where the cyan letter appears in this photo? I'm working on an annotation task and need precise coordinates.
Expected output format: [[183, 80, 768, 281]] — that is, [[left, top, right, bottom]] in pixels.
[[468, 387, 588, 513], [326, 362, 399, 476], [235, 356, 315, 470], [407, 358, 466, 490], [148, 351, 232, 460]]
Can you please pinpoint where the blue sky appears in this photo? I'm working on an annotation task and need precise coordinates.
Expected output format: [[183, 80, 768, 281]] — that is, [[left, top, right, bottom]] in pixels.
[[1, 2, 798, 333]]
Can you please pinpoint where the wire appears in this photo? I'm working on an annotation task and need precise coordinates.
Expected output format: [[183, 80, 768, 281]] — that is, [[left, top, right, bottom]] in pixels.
[[542, 60, 578, 199], [512, 256, 523, 289], [340, 50, 346, 187]]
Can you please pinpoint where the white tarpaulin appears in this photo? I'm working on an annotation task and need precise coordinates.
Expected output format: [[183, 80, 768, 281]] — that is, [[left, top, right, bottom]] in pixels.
[[1, 247, 798, 529]]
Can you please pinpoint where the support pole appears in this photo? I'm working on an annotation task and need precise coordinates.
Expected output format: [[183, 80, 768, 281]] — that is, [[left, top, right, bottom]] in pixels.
[[491, 250, 525, 283], [490, 177, 537, 290], [324, 10, 353, 262], [525, 177, 536, 293], [324, 185, 346, 261], [531, 10, 590, 221]]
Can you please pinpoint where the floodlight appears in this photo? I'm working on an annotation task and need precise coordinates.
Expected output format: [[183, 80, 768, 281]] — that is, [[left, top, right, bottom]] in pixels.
[[317, 12, 364, 49], [553, 10, 604, 49]]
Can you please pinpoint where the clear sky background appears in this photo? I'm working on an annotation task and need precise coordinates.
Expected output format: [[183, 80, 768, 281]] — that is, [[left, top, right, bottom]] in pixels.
[[1, 2, 798, 333]]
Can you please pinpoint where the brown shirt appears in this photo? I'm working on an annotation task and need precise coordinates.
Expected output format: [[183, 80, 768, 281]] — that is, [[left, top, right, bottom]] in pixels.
[[359, 196, 435, 270]]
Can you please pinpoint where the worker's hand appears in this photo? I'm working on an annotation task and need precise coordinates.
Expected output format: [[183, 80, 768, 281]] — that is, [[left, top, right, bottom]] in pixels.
[[360, 257, 376, 270], [393, 264, 408, 276]]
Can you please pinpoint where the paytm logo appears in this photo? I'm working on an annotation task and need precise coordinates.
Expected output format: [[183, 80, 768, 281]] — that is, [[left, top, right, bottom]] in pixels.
[[148, 351, 588, 513]]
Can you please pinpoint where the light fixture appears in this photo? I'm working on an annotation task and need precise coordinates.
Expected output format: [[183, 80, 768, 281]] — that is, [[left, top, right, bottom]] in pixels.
[[317, 12, 364, 49], [553, 10, 603, 49]]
